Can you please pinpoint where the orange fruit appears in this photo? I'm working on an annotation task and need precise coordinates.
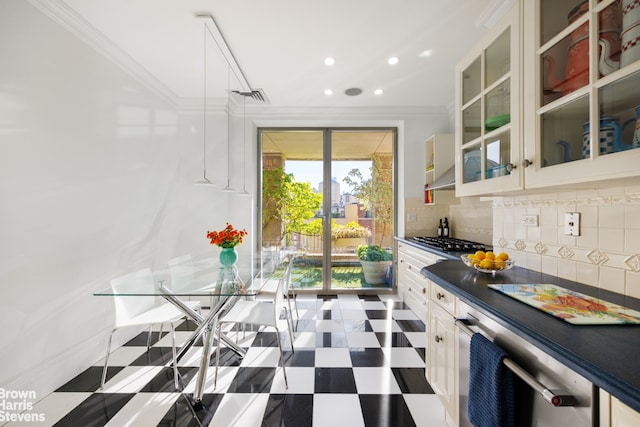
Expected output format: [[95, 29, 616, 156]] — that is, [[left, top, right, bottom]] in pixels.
[[496, 252, 509, 261], [474, 250, 486, 260], [484, 251, 495, 260]]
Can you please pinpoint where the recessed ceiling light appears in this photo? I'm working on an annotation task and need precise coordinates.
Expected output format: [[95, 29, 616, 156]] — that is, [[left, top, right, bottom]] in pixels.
[[324, 57, 336, 66], [419, 50, 433, 57], [374, 89, 383, 95], [324, 89, 333, 95], [387, 57, 399, 65]]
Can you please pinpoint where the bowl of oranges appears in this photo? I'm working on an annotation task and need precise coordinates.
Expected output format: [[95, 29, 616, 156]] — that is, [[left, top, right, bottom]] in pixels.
[[461, 250, 514, 274]]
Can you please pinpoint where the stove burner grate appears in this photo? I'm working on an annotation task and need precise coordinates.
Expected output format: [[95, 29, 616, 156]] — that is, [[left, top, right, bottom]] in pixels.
[[410, 236, 491, 252]]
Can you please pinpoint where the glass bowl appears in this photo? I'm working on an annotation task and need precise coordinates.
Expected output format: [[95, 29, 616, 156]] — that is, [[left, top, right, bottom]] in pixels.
[[460, 254, 515, 274]]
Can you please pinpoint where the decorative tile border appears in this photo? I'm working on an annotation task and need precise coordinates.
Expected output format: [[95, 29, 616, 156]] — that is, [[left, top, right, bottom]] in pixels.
[[492, 192, 640, 208]]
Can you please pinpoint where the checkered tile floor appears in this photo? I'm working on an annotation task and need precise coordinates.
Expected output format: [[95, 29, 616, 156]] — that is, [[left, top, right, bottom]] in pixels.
[[14, 294, 447, 427]]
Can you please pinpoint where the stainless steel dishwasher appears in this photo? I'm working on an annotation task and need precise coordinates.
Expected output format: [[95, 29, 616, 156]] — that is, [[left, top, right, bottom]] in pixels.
[[456, 300, 596, 426]]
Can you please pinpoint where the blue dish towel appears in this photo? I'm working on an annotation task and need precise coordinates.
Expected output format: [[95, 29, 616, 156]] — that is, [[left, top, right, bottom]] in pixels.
[[467, 333, 515, 427]]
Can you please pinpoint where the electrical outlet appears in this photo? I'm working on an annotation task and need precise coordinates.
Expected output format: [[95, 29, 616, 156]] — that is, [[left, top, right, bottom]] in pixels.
[[564, 212, 580, 236], [522, 214, 539, 227], [408, 213, 417, 223]]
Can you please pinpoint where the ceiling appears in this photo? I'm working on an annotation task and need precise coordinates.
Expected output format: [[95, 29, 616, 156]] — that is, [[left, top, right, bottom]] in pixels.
[[54, 0, 514, 109]]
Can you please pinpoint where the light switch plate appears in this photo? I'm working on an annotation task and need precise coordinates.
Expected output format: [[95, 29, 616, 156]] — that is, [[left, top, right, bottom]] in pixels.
[[564, 212, 580, 236]]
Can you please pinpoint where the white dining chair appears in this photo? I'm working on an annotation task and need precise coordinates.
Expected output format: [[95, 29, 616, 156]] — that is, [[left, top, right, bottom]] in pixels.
[[258, 258, 296, 345], [100, 268, 197, 391], [214, 272, 291, 389]]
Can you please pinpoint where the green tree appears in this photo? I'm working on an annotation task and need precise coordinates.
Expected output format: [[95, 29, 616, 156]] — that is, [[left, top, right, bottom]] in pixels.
[[342, 155, 393, 246], [262, 167, 322, 246]]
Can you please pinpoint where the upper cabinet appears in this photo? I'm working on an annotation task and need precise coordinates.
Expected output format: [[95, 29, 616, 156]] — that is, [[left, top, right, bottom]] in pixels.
[[523, 0, 640, 189], [455, 0, 640, 196], [455, 3, 522, 197], [424, 133, 455, 204]]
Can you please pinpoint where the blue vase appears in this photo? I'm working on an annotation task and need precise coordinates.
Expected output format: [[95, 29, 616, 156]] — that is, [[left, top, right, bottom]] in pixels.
[[219, 247, 238, 266]]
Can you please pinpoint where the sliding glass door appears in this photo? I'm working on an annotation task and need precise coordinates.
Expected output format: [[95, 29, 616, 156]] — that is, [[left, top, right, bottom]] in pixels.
[[259, 128, 396, 292]]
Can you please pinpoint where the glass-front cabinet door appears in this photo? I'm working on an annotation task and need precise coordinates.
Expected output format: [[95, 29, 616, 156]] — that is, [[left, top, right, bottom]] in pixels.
[[455, 3, 522, 197], [523, 0, 640, 189]]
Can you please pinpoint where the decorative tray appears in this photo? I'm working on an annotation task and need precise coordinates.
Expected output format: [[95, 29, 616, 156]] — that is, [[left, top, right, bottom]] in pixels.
[[489, 283, 640, 325]]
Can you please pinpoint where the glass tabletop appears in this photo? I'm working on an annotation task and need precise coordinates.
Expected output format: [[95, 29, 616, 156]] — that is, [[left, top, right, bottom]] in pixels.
[[93, 260, 275, 297]]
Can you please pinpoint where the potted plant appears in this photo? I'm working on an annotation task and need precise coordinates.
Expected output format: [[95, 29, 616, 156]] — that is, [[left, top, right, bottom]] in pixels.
[[332, 221, 372, 249], [357, 244, 392, 284]]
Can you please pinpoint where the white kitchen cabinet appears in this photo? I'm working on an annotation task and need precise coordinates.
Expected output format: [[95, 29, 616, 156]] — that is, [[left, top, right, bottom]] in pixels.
[[454, 2, 522, 197], [424, 134, 455, 204], [396, 242, 441, 321], [600, 389, 640, 427], [522, 0, 640, 189], [429, 281, 459, 427], [455, 0, 640, 197]]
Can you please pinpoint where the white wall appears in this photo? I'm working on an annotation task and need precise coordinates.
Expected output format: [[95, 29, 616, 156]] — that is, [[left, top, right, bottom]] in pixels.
[[0, 1, 450, 400], [0, 0, 250, 398]]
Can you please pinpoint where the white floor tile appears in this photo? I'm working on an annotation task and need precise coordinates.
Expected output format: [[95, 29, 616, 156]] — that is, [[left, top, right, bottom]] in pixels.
[[209, 393, 270, 427], [352, 367, 402, 394], [269, 367, 315, 394], [368, 319, 403, 333], [381, 348, 425, 367], [346, 332, 383, 348], [315, 347, 352, 367], [404, 331, 427, 348], [183, 366, 240, 394], [240, 347, 282, 367], [293, 332, 317, 348], [3, 392, 90, 426], [361, 301, 388, 310], [104, 392, 180, 427], [93, 345, 149, 367], [340, 309, 369, 320], [316, 319, 344, 333], [392, 309, 420, 320], [176, 346, 204, 367], [98, 366, 163, 393], [403, 394, 449, 427], [313, 394, 365, 427], [155, 330, 195, 347]]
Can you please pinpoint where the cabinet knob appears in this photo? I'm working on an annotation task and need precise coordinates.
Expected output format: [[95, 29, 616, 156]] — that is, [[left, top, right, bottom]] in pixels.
[[506, 163, 516, 172], [422, 288, 426, 294], [522, 159, 532, 168], [435, 335, 443, 343], [437, 292, 445, 300]]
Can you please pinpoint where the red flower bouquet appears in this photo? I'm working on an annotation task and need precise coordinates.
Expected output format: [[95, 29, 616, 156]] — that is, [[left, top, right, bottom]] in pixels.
[[206, 223, 248, 248]]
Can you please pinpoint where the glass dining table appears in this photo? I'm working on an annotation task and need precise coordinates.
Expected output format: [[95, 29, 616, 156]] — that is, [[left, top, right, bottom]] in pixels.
[[94, 261, 272, 405]]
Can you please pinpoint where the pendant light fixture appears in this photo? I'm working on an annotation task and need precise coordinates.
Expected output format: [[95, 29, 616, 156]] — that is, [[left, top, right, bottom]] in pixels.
[[195, 21, 215, 186], [221, 66, 235, 192], [239, 94, 250, 196]]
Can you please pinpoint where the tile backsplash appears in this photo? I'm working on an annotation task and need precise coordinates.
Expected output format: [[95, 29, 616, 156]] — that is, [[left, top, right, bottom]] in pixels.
[[491, 184, 640, 299]]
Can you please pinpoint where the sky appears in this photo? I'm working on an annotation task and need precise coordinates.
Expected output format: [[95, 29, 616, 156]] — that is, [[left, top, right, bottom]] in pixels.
[[285, 160, 372, 192]]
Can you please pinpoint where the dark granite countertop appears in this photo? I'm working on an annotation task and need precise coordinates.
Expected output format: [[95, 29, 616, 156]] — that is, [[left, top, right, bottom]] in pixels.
[[420, 259, 640, 413]]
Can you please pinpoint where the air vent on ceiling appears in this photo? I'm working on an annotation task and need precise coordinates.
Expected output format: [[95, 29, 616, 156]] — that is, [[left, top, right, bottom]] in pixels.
[[232, 89, 269, 103]]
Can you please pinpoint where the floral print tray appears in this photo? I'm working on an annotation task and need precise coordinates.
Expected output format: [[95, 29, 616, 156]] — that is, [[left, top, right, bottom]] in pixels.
[[488, 284, 640, 325]]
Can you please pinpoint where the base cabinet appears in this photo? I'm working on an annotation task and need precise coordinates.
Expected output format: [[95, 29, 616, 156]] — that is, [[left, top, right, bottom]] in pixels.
[[600, 389, 640, 427], [396, 242, 441, 322], [428, 282, 459, 427]]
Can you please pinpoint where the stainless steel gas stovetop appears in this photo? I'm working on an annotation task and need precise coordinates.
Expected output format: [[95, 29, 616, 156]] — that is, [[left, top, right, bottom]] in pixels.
[[409, 236, 491, 253]]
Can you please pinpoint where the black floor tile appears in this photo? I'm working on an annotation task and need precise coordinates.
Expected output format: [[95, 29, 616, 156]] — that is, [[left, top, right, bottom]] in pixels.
[[209, 347, 244, 367], [157, 393, 223, 427], [251, 331, 279, 347], [314, 367, 357, 393], [359, 394, 417, 427], [53, 393, 134, 427], [350, 348, 387, 367], [123, 331, 167, 347], [358, 294, 381, 301], [55, 366, 123, 392], [391, 368, 434, 394], [129, 347, 176, 366], [366, 309, 391, 319], [227, 367, 276, 393], [283, 350, 315, 367], [395, 319, 426, 333], [375, 332, 412, 347], [263, 394, 313, 427], [140, 367, 199, 392]]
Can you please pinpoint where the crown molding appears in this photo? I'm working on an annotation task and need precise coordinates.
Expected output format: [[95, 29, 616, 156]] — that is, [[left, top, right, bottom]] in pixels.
[[28, 0, 179, 108], [241, 105, 449, 119]]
